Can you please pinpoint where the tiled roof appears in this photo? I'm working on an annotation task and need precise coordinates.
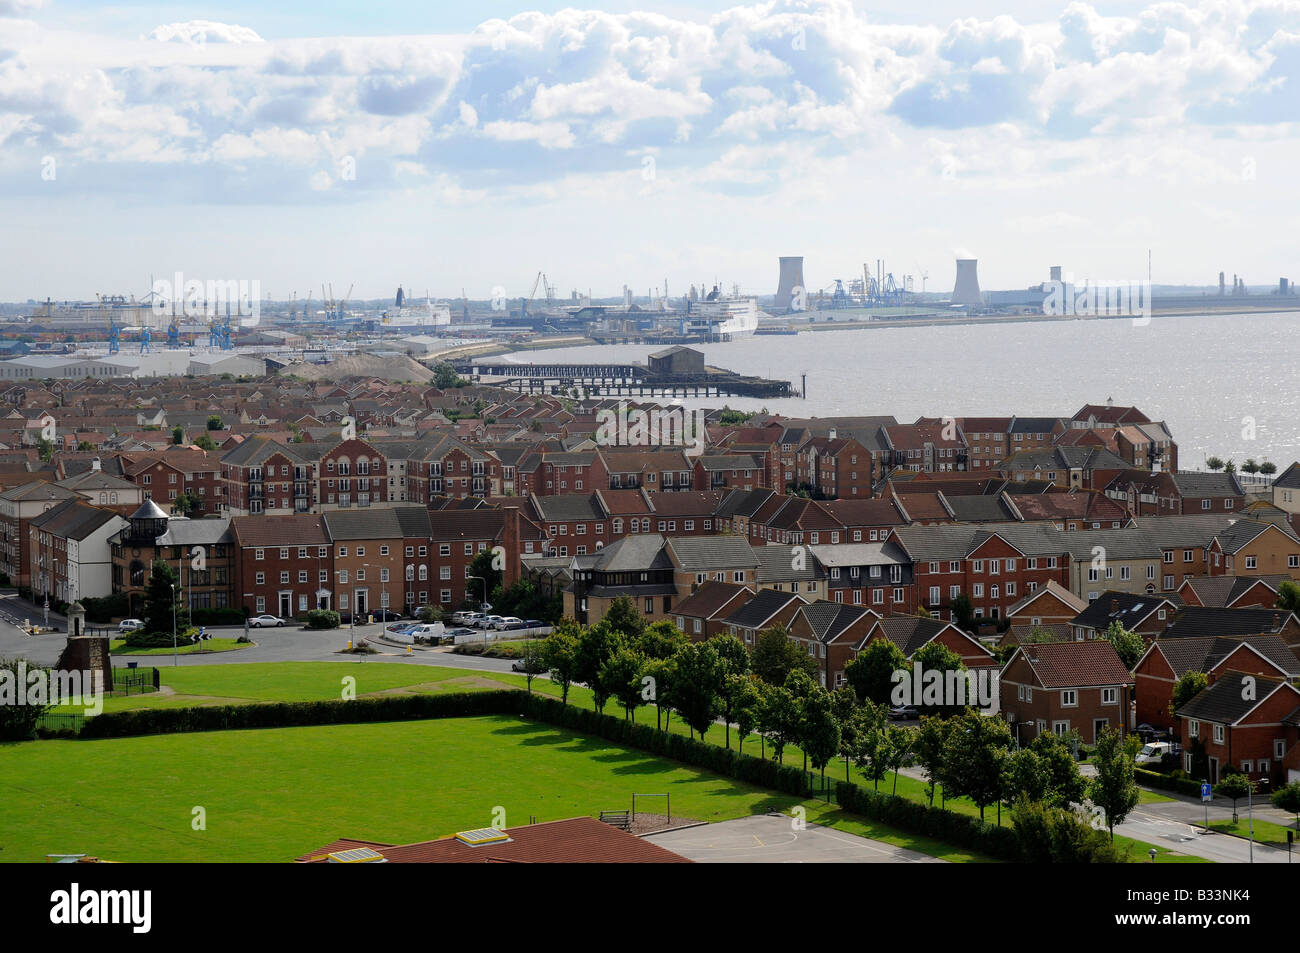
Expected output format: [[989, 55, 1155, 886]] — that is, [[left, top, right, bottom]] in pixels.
[[1160, 606, 1293, 639], [1176, 676, 1296, 725], [231, 512, 330, 547], [1013, 640, 1134, 688], [723, 588, 806, 629], [666, 535, 759, 571], [1071, 591, 1177, 631], [296, 816, 690, 864]]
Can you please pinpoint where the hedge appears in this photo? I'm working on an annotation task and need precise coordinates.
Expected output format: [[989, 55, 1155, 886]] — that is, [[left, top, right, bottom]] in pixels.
[[190, 607, 248, 626], [1135, 767, 1204, 797], [80, 690, 520, 739], [835, 780, 1021, 861]]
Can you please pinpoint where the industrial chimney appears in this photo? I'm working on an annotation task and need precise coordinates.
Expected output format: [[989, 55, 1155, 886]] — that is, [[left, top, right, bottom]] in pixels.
[[775, 257, 806, 312], [952, 259, 982, 309]]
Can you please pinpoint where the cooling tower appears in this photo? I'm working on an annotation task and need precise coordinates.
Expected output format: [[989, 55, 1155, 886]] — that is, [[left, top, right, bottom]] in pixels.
[[775, 256, 806, 312], [952, 259, 982, 308]]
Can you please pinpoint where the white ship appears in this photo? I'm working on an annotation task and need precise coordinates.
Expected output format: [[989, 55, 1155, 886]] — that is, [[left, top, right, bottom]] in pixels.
[[381, 286, 452, 330], [687, 289, 758, 341]]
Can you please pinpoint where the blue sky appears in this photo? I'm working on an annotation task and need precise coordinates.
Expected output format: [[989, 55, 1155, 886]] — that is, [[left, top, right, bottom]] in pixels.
[[1, 1, 1297, 302]]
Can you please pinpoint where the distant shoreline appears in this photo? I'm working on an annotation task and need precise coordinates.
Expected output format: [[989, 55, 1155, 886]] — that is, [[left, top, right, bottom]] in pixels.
[[425, 304, 1300, 361]]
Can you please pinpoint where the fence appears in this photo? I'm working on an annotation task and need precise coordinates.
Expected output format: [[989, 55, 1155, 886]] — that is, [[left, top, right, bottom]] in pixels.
[[35, 712, 85, 735], [111, 666, 160, 696]]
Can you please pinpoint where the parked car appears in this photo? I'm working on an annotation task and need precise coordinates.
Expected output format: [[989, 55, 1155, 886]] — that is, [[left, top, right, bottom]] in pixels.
[[1135, 741, 1180, 765], [888, 705, 919, 721], [117, 618, 145, 633], [445, 627, 476, 639], [462, 612, 485, 627], [370, 608, 404, 623], [451, 611, 475, 624], [405, 622, 446, 645], [521, 619, 547, 629], [512, 659, 548, 673], [248, 614, 285, 628], [479, 615, 505, 629], [493, 616, 524, 630]]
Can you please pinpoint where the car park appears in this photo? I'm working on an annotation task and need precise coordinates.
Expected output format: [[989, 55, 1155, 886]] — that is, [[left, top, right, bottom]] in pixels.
[[248, 614, 285, 628]]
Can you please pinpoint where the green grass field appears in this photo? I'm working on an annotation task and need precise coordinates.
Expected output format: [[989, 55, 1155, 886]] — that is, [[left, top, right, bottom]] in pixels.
[[1, 715, 986, 863], [1209, 816, 1298, 847], [25, 661, 1207, 863], [109, 638, 250, 657]]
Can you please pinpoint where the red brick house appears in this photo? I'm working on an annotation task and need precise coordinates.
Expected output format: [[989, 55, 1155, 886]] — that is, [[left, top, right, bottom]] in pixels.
[[671, 580, 751, 641], [999, 640, 1134, 744], [1133, 634, 1300, 731], [787, 601, 879, 689], [1176, 676, 1300, 784], [853, 615, 996, 669]]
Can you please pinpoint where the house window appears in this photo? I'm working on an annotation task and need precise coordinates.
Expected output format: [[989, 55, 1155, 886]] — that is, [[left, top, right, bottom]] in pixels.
[[1188, 720, 1199, 738], [1213, 724, 1225, 744], [1101, 687, 1117, 705], [1245, 556, 1257, 570], [1061, 690, 1078, 707]]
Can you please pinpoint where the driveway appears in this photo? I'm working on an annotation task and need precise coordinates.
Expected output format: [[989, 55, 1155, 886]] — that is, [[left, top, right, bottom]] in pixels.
[[644, 814, 945, 864]]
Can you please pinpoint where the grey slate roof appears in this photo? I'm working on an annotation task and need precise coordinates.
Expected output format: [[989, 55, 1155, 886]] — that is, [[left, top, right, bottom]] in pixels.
[[1175, 675, 1296, 725], [1071, 591, 1178, 632], [1160, 606, 1294, 639], [723, 588, 806, 630], [666, 535, 759, 571]]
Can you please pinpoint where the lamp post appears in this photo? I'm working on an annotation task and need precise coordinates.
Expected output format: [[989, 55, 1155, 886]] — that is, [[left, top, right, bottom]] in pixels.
[[171, 582, 178, 667]]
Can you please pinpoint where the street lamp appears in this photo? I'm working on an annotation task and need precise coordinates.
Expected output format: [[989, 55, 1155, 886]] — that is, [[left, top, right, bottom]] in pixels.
[[171, 582, 178, 667]]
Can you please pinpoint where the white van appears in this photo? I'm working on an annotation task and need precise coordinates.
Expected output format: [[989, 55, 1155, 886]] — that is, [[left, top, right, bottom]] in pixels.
[[395, 622, 445, 645], [1134, 742, 1174, 765]]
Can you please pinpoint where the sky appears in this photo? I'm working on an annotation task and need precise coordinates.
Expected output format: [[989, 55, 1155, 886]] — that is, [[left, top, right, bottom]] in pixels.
[[2, 0, 1299, 303]]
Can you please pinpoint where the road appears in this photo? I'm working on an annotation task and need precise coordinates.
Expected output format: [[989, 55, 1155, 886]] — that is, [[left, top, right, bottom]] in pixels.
[[0, 591, 518, 674]]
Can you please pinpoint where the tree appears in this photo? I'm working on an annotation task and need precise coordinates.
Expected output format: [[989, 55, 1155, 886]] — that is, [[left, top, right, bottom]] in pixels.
[[1260, 461, 1278, 475], [433, 362, 465, 389], [36, 437, 53, 462], [636, 619, 688, 660], [0, 657, 51, 740], [1031, 731, 1087, 807], [1101, 620, 1145, 670], [758, 682, 799, 764], [669, 641, 724, 741], [600, 645, 648, 720], [1224, 459, 1237, 473], [194, 433, 217, 452], [914, 715, 951, 806], [950, 593, 975, 630], [1089, 726, 1140, 842], [750, 624, 816, 685], [206, 415, 223, 431], [849, 700, 890, 789], [881, 725, 916, 795], [844, 638, 909, 705], [171, 425, 184, 445], [603, 596, 646, 641], [939, 710, 1013, 821], [142, 560, 187, 636], [76, 440, 95, 452], [1277, 580, 1300, 613], [912, 640, 966, 716], [1269, 781, 1300, 830], [517, 639, 547, 693], [466, 549, 501, 607], [172, 491, 201, 516], [798, 684, 842, 792], [730, 675, 763, 756], [1171, 670, 1209, 715], [710, 635, 750, 748], [1242, 458, 1260, 474], [831, 686, 859, 782], [1004, 747, 1051, 804], [1215, 772, 1253, 824], [575, 621, 623, 712], [1206, 456, 1225, 471]]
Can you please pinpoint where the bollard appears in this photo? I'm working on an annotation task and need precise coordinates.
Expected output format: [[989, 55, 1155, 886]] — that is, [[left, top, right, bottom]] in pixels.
[[406, 644, 412, 655]]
